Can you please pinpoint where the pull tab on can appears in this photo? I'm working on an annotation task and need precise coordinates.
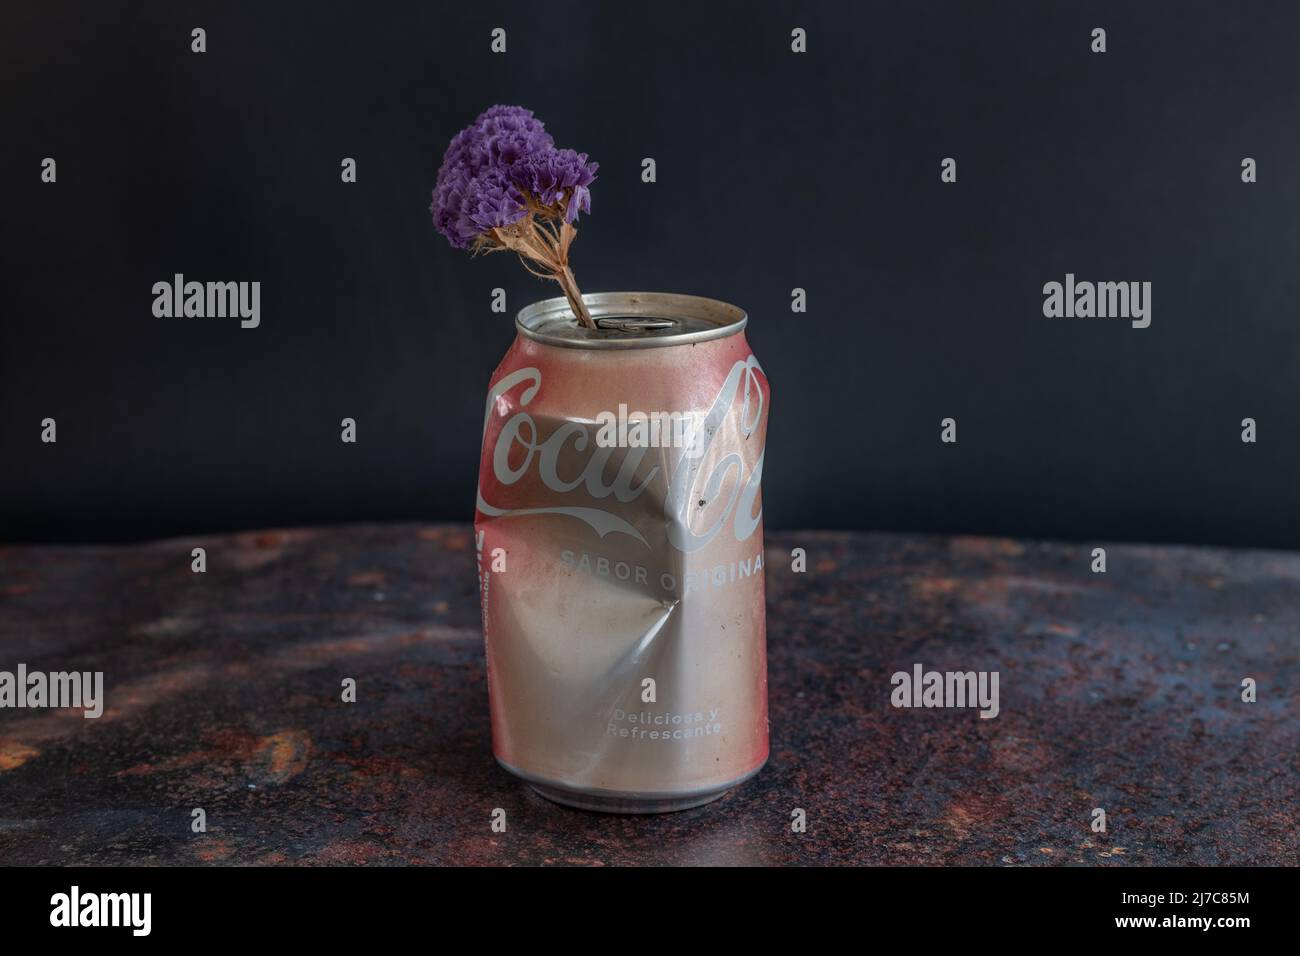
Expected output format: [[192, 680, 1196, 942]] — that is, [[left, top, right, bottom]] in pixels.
[[595, 317, 676, 333]]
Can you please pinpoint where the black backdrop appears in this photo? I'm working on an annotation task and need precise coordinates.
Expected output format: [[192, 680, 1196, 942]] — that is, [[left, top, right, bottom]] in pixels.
[[3, 0, 1299, 548]]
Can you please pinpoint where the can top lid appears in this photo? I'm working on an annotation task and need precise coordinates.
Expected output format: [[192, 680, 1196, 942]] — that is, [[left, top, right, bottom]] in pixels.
[[517, 291, 747, 349]]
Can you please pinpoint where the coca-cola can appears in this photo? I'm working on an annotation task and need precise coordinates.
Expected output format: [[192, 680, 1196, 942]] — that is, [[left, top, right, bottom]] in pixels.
[[474, 291, 770, 812]]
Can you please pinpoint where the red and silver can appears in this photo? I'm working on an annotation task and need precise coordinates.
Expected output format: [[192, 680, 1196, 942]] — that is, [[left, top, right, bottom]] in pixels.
[[474, 291, 770, 812]]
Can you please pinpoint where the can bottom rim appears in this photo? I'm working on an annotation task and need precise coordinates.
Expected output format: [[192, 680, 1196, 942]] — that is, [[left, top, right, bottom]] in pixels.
[[495, 756, 768, 815]]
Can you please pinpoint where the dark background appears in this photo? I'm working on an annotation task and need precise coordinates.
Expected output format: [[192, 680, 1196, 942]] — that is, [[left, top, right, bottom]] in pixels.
[[3, 0, 1298, 548]]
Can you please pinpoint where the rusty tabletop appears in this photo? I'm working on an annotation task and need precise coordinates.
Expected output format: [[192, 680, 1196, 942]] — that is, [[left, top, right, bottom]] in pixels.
[[0, 524, 1296, 866]]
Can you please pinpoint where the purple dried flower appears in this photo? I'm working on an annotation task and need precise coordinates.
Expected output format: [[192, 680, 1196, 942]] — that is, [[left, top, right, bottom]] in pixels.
[[478, 104, 549, 137], [463, 168, 529, 234], [430, 105, 596, 249], [429, 105, 599, 329], [509, 148, 598, 222]]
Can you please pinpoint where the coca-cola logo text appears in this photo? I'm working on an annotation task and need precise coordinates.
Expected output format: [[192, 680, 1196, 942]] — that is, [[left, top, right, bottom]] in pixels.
[[476, 357, 766, 552]]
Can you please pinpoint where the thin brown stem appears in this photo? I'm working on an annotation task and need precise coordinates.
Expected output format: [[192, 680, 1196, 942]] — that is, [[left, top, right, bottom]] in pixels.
[[537, 216, 561, 247], [514, 253, 553, 281], [555, 264, 593, 328], [487, 213, 595, 329]]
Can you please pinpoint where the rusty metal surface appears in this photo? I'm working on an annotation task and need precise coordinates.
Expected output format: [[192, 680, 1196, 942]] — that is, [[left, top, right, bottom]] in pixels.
[[0, 524, 1296, 865]]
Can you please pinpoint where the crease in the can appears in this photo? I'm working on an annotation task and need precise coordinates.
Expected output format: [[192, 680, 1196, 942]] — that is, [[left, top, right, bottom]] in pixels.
[[583, 597, 681, 780]]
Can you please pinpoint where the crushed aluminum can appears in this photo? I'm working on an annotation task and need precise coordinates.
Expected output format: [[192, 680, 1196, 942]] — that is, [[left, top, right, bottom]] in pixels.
[[474, 292, 770, 812]]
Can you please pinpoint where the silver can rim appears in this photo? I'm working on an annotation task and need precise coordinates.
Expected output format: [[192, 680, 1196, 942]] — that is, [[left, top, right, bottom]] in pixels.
[[516, 291, 748, 350]]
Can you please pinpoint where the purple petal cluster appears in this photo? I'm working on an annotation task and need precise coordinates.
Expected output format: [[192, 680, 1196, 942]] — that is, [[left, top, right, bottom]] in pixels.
[[431, 106, 599, 249], [511, 148, 597, 222]]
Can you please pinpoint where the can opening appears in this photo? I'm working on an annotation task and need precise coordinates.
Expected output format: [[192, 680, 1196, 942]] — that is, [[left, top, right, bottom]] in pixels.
[[517, 292, 748, 350]]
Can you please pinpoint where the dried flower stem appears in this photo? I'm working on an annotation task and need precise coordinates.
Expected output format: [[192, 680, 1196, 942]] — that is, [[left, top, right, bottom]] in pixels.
[[482, 214, 595, 329]]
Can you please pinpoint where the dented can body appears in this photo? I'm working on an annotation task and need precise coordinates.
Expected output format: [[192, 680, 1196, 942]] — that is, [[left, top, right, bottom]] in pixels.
[[474, 292, 770, 812]]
